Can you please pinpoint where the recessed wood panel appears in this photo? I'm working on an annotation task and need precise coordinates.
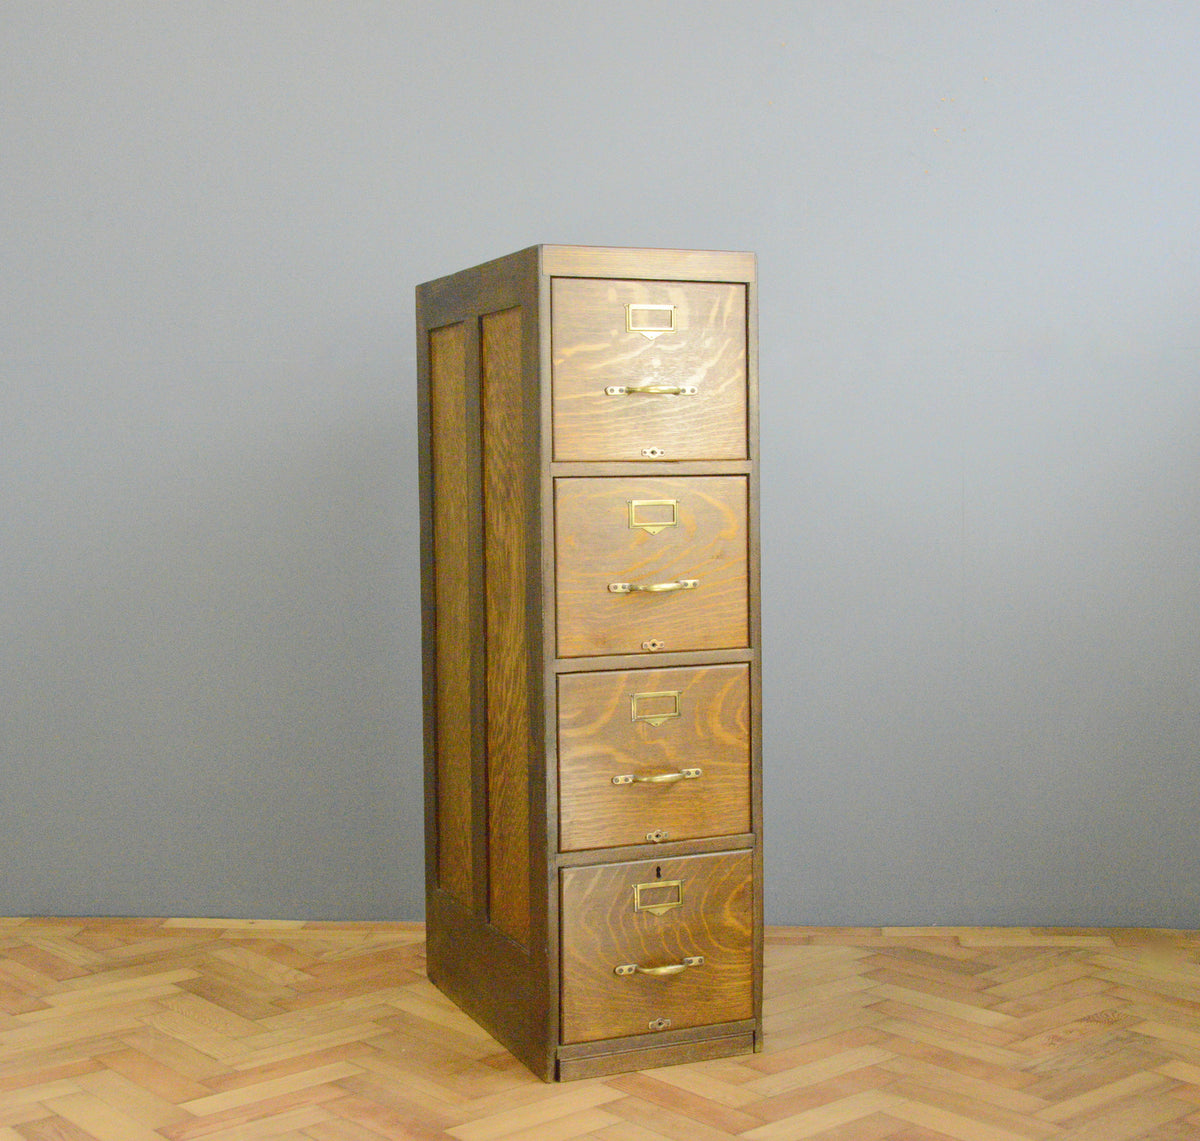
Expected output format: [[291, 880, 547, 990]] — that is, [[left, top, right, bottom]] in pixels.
[[557, 665, 751, 851], [429, 322, 472, 905], [483, 307, 531, 946], [555, 476, 749, 658], [560, 851, 754, 1044], [552, 279, 746, 462]]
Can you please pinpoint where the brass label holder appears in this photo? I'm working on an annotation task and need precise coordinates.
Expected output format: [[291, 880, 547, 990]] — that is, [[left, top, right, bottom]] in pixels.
[[630, 690, 682, 726], [625, 303, 676, 339], [633, 879, 683, 916], [628, 499, 678, 534]]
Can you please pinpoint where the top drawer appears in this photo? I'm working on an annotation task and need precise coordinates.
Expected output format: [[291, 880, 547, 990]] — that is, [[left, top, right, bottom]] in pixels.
[[551, 278, 747, 462]]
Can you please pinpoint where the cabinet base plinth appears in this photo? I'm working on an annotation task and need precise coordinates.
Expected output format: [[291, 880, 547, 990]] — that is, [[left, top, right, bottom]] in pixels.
[[556, 1029, 757, 1081]]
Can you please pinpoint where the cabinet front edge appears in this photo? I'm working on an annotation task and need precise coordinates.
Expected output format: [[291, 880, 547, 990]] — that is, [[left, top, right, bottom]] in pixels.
[[539, 245, 755, 282]]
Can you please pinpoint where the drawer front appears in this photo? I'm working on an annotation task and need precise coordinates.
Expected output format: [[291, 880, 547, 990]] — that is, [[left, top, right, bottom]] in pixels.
[[551, 278, 747, 462], [558, 665, 751, 851], [555, 476, 749, 658], [560, 851, 754, 1044]]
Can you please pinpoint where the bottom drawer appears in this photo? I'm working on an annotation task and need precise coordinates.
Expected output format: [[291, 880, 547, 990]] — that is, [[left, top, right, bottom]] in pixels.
[[560, 850, 754, 1045]]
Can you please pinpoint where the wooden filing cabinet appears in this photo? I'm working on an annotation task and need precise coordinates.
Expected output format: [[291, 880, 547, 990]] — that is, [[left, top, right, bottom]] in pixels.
[[416, 245, 761, 1081]]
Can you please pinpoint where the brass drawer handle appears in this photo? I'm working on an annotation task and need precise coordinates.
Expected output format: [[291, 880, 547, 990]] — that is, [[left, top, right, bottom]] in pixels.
[[604, 384, 698, 396], [608, 579, 698, 594], [612, 768, 702, 786], [614, 955, 704, 977]]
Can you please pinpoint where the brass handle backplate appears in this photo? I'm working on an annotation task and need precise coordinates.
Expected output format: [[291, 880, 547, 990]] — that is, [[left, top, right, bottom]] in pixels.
[[608, 579, 698, 595], [614, 955, 704, 977]]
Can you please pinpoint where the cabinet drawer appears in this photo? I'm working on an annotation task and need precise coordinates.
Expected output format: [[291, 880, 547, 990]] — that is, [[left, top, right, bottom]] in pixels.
[[558, 665, 751, 851], [551, 278, 747, 462], [560, 851, 754, 1044], [555, 476, 748, 658]]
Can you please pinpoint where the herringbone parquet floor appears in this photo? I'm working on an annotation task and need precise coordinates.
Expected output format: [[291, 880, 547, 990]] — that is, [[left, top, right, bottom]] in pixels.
[[1, 919, 1199, 1140]]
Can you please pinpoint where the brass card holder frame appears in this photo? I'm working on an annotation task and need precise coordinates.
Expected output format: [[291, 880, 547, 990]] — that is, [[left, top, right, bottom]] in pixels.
[[625, 302, 676, 339], [630, 689, 682, 726], [633, 879, 683, 916], [628, 499, 678, 535]]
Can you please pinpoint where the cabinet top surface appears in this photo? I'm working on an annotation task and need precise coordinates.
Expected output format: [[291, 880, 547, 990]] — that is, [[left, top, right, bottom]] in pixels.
[[417, 246, 756, 292]]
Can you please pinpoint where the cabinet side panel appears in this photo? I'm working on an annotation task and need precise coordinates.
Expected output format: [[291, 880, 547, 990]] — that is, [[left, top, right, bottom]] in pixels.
[[482, 306, 532, 946], [430, 322, 474, 905]]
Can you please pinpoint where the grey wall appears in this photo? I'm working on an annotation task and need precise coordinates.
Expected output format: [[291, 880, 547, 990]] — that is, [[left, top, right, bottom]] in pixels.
[[2, 1, 1196, 925]]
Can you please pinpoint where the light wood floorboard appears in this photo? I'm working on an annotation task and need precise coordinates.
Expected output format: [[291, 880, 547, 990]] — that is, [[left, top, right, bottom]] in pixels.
[[1, 920, 1198, 1139]]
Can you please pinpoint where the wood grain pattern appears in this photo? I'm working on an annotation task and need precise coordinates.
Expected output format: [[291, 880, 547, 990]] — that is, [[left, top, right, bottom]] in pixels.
[[555, 476, 749, 658], [481, 306, 531, 947], [557, 665, 751, 851], [3, 919, 1200, 1134], [551, 279, 747, 462], [559, 851, 755, 1044], [429, 322, 473, 905]]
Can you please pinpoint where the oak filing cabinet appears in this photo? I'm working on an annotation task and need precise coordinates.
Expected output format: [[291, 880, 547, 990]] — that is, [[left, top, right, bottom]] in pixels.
[[416, 245, 761, 1081]]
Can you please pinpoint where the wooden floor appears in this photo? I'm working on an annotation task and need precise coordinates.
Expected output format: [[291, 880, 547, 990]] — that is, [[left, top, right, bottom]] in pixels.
[[1, 920, 1199, 1141]]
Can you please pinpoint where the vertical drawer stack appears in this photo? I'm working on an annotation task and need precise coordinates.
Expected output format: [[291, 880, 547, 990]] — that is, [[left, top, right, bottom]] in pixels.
[[417, 245, 760, 1082]]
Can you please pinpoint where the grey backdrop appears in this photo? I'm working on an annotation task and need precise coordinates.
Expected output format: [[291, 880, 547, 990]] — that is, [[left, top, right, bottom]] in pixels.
[[2, 1, 1197, 926]]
